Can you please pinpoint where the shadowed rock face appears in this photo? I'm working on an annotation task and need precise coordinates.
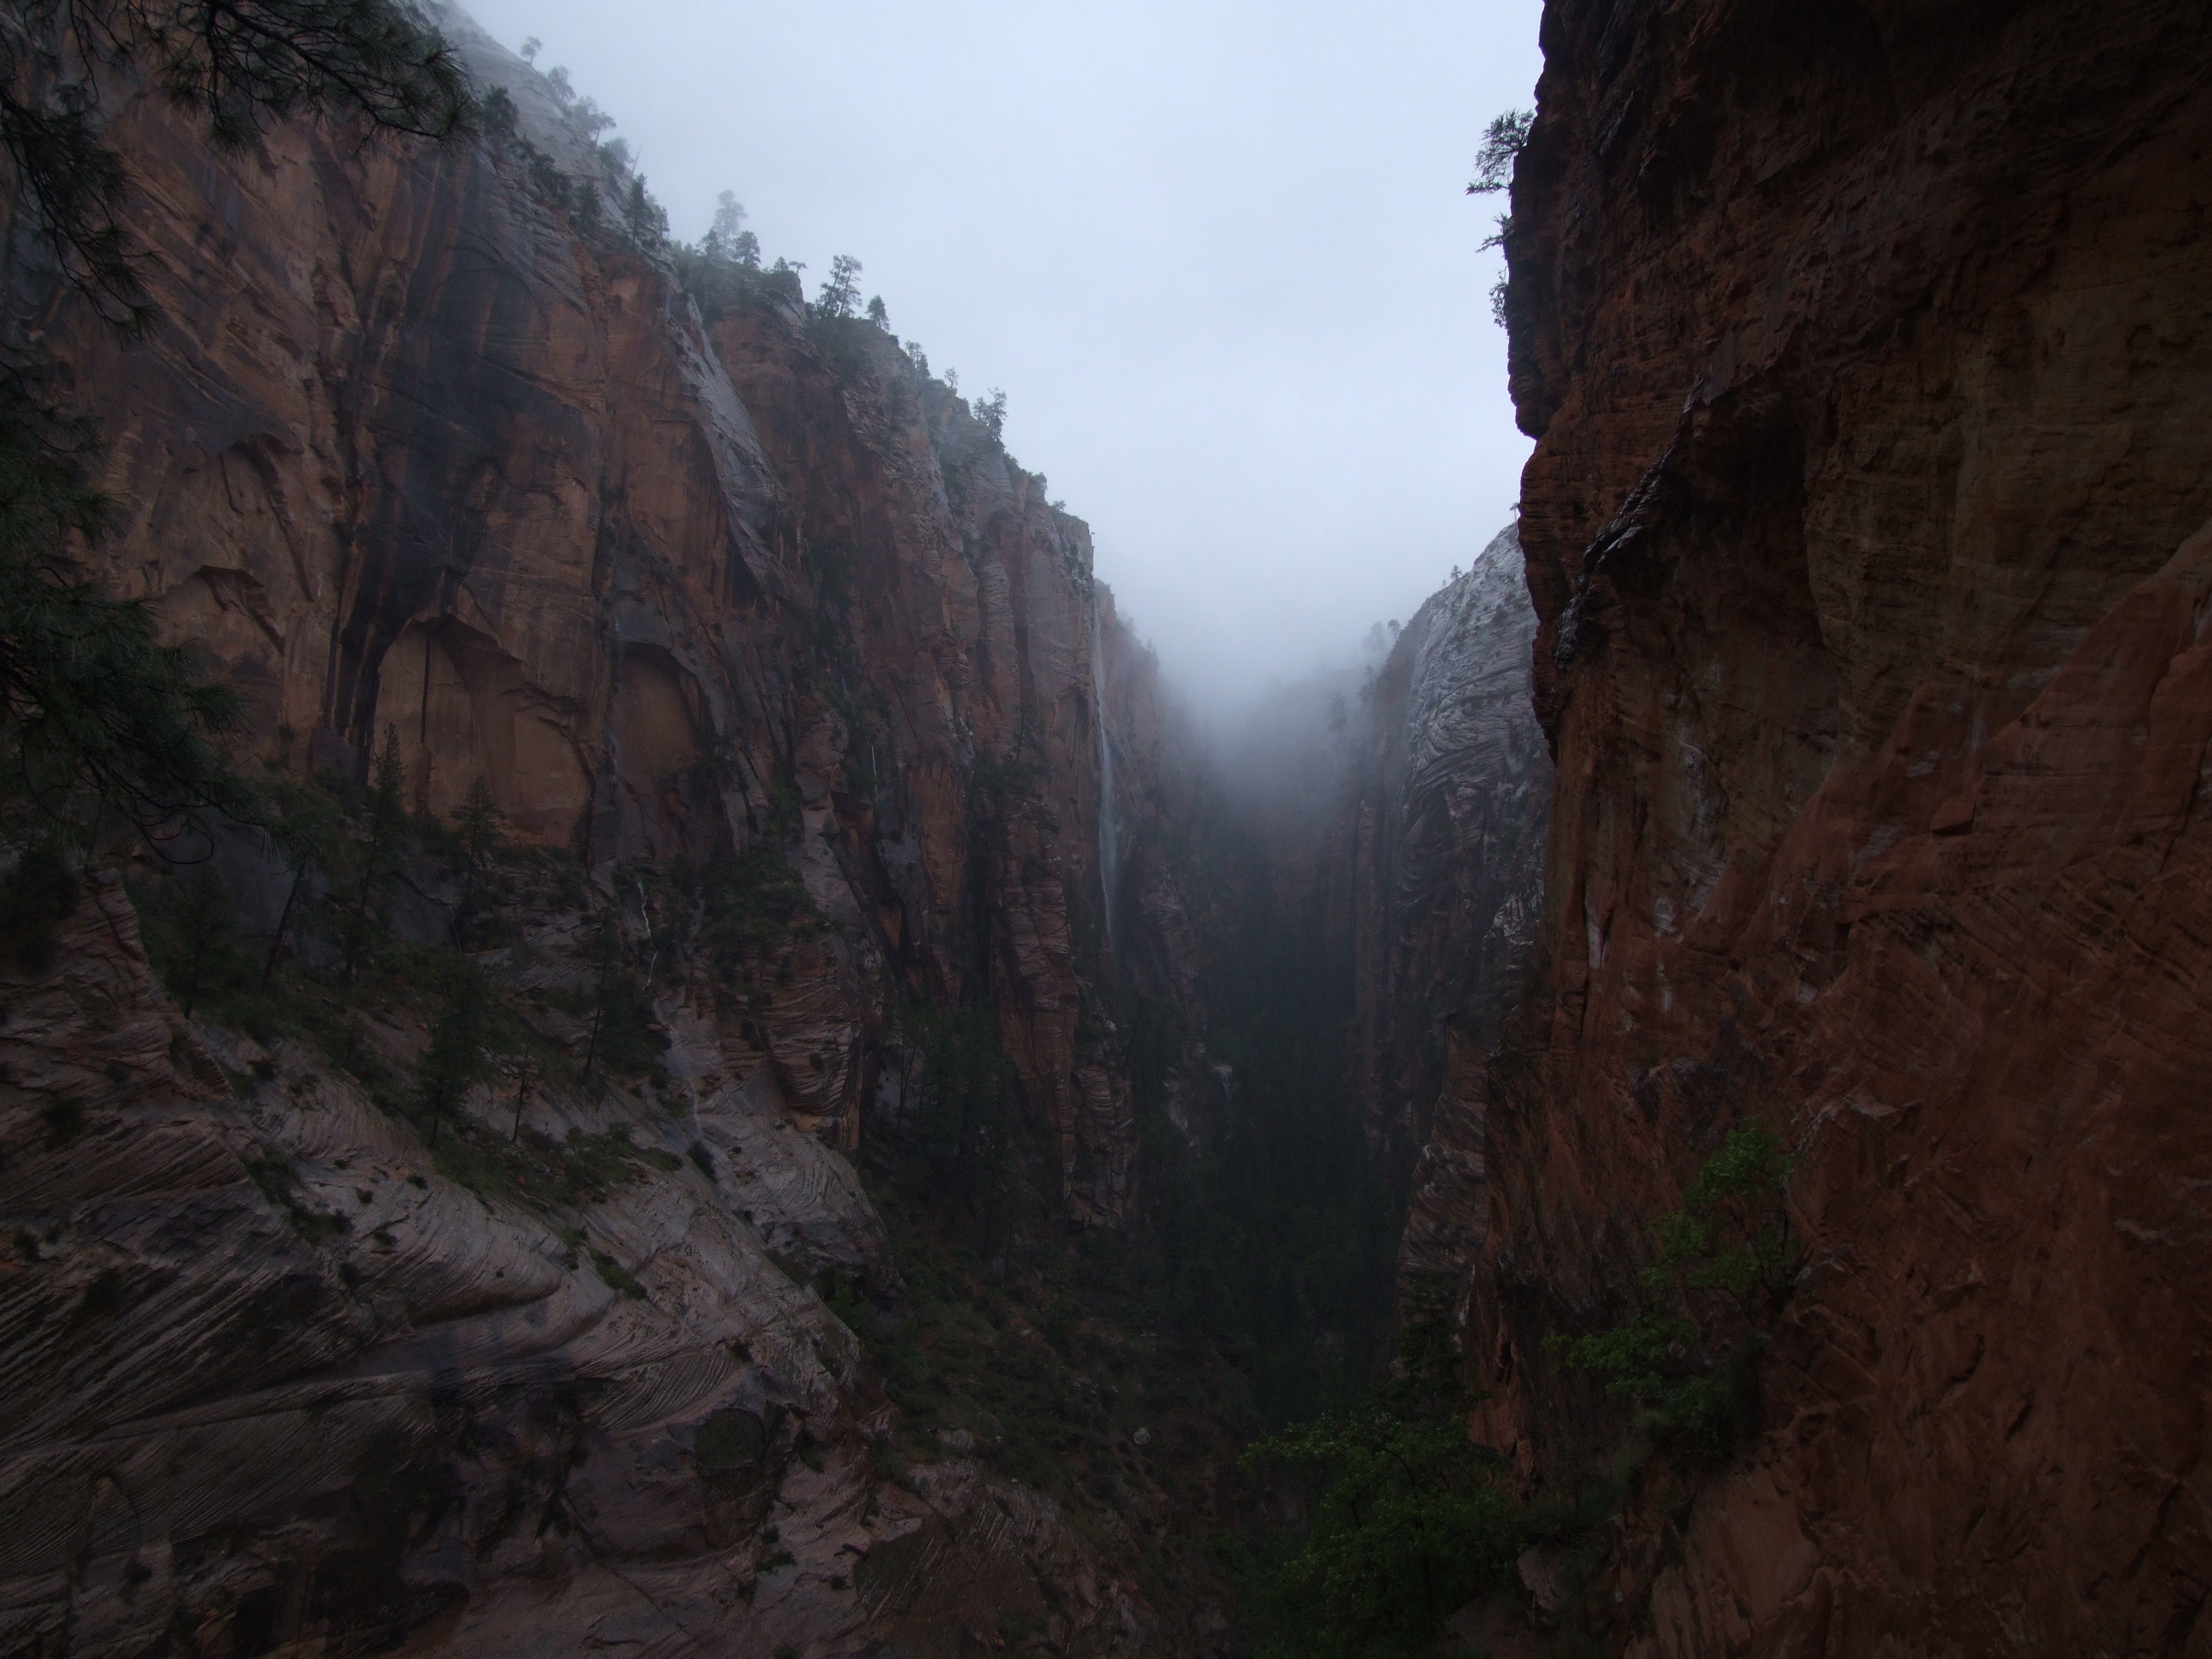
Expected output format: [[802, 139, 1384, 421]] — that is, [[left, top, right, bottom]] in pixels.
[[1481, 0, 2212, 1650], [0, 12, 1200, 1655], [1338, 525, 1551, 1278]]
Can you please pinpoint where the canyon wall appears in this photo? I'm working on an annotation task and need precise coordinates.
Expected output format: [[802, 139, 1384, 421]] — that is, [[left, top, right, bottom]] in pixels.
[[0, 12, 1206, 1655], [57, 8, 1160, 1194], [1479, 0, 2212, 1651], [1336, 525, 1551, 1280]]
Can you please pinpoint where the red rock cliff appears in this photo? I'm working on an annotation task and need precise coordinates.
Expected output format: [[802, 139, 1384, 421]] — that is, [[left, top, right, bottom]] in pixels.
[[37, 9, 1171, 1195], [0, 12, 1199, 1654], [1479, 0, 2212, 1651]]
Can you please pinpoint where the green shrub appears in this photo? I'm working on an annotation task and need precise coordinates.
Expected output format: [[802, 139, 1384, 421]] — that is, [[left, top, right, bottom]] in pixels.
[[1240, 1292, 1520, 1658], [591, 1249, 647, 1300], [431, 1122, 666, 1209], [1550, 1120, 1799, 1451], [695, 1407, 769, 1476]]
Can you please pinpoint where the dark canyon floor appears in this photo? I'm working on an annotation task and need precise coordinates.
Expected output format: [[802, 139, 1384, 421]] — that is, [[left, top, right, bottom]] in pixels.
[[4, 1, 2211, 1656]]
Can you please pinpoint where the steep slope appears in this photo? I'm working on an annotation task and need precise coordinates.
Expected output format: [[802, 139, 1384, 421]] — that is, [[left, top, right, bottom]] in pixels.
[[0, 14, 1211, 1656], [0, 875, 1155, 1658], [1480, 0, 2212, 1651]]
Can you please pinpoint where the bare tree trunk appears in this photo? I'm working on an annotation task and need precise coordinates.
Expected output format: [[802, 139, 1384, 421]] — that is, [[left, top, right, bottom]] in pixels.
[[261, 862, 304, 988]]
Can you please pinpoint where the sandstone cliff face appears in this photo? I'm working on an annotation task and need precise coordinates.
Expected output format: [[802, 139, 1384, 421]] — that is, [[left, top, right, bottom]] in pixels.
[[1481, 0, 2212, 1651], [0, 12, 1195, 1655], [37, 9, 1166, 1195], [1337, 526, 1551, 1280]]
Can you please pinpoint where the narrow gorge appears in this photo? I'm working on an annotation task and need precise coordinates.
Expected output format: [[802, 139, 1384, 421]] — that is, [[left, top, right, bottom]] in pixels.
[[1, 1, 2208, 1656]]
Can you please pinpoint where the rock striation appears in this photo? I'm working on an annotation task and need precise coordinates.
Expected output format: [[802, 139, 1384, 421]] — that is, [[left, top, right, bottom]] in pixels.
[[1471, 0, 2212, 1651], [0, 882, 1149, 1658]]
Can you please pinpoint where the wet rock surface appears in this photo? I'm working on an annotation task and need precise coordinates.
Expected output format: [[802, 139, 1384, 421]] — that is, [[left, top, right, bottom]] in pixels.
[[42, 7, 1168, 1195]]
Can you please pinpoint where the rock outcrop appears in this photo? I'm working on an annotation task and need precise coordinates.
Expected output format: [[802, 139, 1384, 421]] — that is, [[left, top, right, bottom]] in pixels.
[[1338, 525, 1551, 1278], [1474, 0, 2212, 1651], [0, 880, 1148, 1658]]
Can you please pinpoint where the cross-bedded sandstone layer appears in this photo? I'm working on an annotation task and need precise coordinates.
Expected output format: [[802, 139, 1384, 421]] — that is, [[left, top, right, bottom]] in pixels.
[[0, 883, 1155, 1657]]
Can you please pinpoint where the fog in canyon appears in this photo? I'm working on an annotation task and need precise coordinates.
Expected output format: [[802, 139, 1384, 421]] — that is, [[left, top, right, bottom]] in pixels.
[[462, 0, 1544, 712], [6, 0, 2208, 1655]]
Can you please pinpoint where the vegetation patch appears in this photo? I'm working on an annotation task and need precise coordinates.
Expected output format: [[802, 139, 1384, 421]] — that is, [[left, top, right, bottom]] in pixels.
[[590, 1249, 648, 1300], [40, 1096, 85, 1148], [1, 841, 79, 972], [1549, 1119, 1799, 1454], [1237, 1291, 1519, 1658], [695, 1407, 771, 1476], [242, 1154, 349, 1242], [429, 1122, 672, 1211], [698, 845, 821, 984]]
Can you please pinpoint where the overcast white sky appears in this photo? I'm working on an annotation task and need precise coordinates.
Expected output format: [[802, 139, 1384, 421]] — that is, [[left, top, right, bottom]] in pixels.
[[459, 0, 1543, 709]]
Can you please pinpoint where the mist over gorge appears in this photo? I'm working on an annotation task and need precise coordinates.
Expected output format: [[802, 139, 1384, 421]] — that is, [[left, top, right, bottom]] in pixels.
[[1, 2, 2208, 1657]]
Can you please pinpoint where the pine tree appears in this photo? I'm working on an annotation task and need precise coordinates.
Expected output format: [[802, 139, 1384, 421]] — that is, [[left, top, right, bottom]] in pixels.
[[339, 727, 407, 980], [450, 774, 504, 949], [974, 388, 1008, 441], [163, 867, 249, 1017], [815, 254, 862, 320], [1465, 108, 1532, 198], [258, 775, 341, 986], [582, 912, 661, 1083], [417, 955, 490, 1145]]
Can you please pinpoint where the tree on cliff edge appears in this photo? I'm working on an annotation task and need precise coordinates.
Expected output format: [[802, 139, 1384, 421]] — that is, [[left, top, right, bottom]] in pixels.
[[1, 0, 472, 328], [0, 382, 247, 842], [815, 253, 863, 320], [1467, 108, 1531, 330]]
